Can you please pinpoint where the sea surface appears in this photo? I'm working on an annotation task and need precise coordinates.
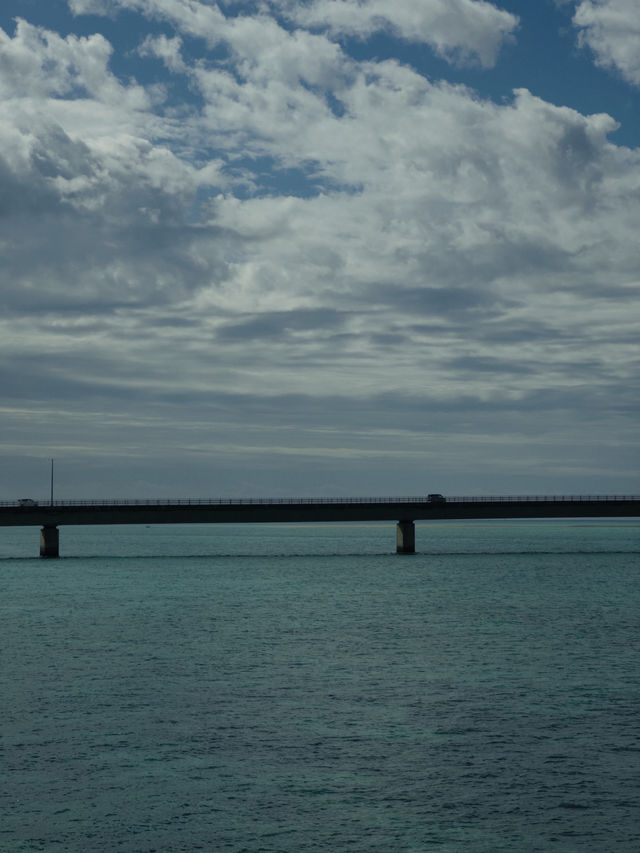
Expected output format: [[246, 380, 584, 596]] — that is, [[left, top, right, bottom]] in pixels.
[[2, 520, 639, 852]]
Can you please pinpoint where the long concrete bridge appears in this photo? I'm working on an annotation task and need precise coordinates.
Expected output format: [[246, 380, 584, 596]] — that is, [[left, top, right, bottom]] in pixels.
[[1, 495, 639, 557]]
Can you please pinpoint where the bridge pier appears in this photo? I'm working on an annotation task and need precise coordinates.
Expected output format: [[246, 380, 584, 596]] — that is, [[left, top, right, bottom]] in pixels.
[[396, 520, 415, 554], [40, 525, 59, 558]]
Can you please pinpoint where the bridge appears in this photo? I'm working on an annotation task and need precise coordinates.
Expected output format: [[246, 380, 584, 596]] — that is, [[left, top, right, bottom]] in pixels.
[[1, 495, 639, 557]]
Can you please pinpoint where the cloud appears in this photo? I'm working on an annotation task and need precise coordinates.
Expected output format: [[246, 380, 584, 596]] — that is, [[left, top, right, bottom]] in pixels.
[[0, 17, 233, 315], [280, 0, 518, 68], [0, 2, 638, 496], [573, 0, 640, 86], [69, 0, 229, 42], [0, 116, 230, 313], [0, 18, 149, 106], [69, 0, 518, 67]]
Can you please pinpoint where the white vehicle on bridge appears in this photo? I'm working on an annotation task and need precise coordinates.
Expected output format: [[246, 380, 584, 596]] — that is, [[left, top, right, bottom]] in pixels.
[[17, 498, 38, 506]]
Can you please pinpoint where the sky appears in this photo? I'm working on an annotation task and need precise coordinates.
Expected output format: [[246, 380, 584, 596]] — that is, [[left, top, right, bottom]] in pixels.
[[0, 0, 639, 500]]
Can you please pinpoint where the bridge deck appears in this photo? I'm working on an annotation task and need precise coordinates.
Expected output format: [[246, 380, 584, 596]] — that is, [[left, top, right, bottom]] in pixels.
[[1, 496, 639, 527]]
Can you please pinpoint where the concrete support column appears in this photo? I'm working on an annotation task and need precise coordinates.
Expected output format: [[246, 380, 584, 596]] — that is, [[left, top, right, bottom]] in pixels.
[[40, 525, 59, 558], [396, 519, 415, 554]]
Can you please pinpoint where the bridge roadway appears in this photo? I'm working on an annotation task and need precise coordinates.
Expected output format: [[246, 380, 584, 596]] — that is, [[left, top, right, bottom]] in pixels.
[[1, 495, 638, 557]]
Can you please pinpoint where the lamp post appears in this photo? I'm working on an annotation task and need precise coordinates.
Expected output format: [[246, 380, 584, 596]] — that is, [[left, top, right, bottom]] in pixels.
[[50, 458, 54, 506]]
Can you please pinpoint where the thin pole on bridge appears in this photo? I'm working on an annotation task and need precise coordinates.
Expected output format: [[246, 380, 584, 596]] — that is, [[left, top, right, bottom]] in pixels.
[[50, 458, 54, 507]]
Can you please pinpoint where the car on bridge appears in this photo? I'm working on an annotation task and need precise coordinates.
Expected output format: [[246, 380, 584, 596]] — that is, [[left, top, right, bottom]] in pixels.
[[427, 493, 446, 503], [17, 498, 38, 506]]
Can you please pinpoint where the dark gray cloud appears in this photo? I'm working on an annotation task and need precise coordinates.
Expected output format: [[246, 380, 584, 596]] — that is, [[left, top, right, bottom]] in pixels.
[[215, 308, 348, 341]]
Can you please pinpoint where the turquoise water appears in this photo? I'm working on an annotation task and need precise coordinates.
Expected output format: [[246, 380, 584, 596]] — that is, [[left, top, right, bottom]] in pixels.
[[2, 521, 639, 852]]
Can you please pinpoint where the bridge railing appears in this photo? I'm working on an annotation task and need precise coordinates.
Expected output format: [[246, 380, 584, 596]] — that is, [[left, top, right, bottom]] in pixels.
[[0, 495, 638, 507]]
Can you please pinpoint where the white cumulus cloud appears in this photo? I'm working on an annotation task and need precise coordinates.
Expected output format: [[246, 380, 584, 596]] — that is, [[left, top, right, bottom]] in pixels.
[[574, 0, 640, 86], [280, 0, 519, 67]]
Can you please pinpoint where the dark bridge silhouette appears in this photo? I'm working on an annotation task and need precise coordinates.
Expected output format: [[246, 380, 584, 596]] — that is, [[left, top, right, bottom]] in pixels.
[[1, 495, 639, 557]]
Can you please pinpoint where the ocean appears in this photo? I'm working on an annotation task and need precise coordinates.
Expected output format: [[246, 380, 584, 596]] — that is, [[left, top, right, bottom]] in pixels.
[[2, 520, 639, 852]]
